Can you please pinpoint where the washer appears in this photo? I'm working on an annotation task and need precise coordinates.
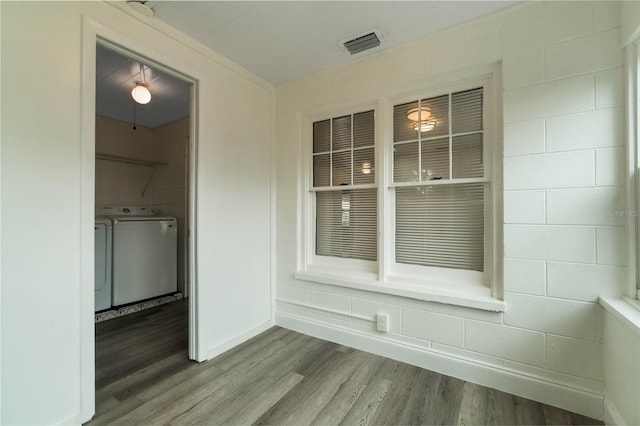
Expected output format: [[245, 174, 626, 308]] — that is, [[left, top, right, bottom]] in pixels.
[[94, 217, 112, 312], [99, 207, 178, 306]]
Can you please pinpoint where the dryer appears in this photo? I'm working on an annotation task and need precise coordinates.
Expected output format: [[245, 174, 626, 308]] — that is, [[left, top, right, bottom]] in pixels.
[[99, 207, 178, 306], [94, 217, 112, 311]]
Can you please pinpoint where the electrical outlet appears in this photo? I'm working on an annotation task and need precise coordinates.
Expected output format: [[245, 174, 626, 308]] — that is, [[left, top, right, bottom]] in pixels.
[[376, 313, 389, 332]]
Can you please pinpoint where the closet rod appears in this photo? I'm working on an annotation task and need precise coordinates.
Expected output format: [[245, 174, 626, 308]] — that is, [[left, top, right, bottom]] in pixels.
[[95, 153, 167, 167]]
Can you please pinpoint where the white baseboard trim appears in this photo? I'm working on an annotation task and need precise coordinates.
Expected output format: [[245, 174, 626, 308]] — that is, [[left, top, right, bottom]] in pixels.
[[276, 312, 604, 421], [57, 412, 81, 425], [205, 319, 274, 361], [604, 398, 627, 426]]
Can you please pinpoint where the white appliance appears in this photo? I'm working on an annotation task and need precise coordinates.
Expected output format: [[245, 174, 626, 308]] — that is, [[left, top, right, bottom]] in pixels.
[[94, 217, 112, 312], [99, 206, 178, 306]]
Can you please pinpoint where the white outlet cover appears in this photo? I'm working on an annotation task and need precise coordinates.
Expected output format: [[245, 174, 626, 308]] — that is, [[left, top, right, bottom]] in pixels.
[[376, 313, 389, 332]]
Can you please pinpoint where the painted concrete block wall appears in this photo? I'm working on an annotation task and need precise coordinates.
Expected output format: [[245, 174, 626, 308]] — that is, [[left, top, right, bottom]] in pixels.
[[1, 2, 273, 424], [95, 115, 155, 207], [275, 2, 623, 419], [152, 117, 189, 293]]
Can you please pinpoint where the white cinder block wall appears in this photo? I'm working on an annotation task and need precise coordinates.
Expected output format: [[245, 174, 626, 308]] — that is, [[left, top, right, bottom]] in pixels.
[[152, 117, 189, 293], [275, 2, 623, 419], [95, 115, 155, 207]]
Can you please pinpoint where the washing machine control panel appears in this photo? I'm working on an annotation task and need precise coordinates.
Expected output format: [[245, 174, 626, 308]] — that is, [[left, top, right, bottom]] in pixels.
[[97, 206, 155, 216]]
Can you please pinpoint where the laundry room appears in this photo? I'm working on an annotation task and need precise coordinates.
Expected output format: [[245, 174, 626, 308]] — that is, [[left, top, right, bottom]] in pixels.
[[94, 43, 191, 317]]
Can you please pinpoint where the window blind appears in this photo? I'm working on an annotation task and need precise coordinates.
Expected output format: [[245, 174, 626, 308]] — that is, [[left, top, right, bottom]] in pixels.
[[313, 110, 377, 261], [395, 183, 484, 271], [316, 189, 377, 261], [393, 87, 485, 272]]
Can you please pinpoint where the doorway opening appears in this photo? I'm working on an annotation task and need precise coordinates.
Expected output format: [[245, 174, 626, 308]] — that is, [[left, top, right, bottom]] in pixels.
[[91, 39, 197, 419]]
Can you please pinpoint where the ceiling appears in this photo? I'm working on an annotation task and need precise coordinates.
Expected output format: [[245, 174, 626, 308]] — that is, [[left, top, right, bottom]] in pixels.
[[97, 1, 519, 127], [147, 1, 519, 85], [96, 44, 191, 128]]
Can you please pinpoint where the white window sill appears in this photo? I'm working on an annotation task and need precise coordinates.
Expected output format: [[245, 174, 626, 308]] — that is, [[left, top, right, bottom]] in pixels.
[[599, 297, 640, 337], [294, 269, 505, 312]]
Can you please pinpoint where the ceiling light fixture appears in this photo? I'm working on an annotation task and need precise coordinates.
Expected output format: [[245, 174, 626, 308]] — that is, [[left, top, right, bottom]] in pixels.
[[127, 1, 154, 18], [362, 162, 372, 174], [407, 106, 436, 133], [132, 82, 151, 104], [131, 63, 151, 105]]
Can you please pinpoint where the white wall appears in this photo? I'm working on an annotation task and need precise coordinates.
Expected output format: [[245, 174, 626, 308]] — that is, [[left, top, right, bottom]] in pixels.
[[275, 1, 624, 420], [621, 0, 640, 46], [152, 117, 190, 293], [0, 2, 273, 424]]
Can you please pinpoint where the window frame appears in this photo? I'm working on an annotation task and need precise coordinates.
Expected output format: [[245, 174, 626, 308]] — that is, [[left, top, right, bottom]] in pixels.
[[301, 101, 380, 277], [297, 66, 504, 311], [385, 78, 494, 290], [626, 43, 640, 303]]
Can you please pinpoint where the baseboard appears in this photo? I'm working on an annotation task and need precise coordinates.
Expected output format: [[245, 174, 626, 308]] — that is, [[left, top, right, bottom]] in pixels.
[[57, 412, 81, 425], [276, 311, 604, 421], [206, 319, 275, 361], [604, 398, 627, 426]]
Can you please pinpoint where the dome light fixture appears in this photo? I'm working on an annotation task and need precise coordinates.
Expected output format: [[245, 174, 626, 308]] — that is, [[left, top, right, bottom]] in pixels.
[[407, 106, 436, 133], [414, 120, 436, 132], [362, 162, 372, 174], [131, 82, 151, 104], [131, 63, 151, 105]]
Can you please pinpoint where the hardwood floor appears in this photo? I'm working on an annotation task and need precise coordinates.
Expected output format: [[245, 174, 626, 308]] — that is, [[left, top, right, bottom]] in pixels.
[[89, 300, 603, 425]]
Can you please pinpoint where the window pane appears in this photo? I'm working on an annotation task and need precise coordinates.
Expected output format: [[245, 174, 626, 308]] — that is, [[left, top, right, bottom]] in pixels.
[[395, 183, 484, 271], [353, 148, 375, 185], [421, 137, 449, 181], [354, 110, 375, 148], [313, 154, 330, 187], [313, 120, 330, 153], [316, 189, 377, 261], [452, 88, 483, 134], [332, 115, 351, 150], [393, 142, 419, 183], [452, 133, 483, 179], [394, 101, 419, 143], [332, 151, 351, 186], [420, 95, 449, 138]]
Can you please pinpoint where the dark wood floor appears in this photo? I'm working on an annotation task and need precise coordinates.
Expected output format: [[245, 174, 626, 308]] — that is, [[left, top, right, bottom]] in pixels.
[[88, 300, 603, 425]]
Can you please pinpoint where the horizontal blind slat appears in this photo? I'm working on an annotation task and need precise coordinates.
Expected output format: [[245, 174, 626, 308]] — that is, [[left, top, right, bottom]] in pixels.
[[420, 94, 449, 138], [332, 115, 351, 151], [354, 110, 375, 148], [421, 137, 449, 181], [316, 189, 378, 261], [452, 133, 483, 179], [395, 183, 485, 271], [393, 141, 418, 183], [452, 88, 483, 134], [313, 119, 330, 153]]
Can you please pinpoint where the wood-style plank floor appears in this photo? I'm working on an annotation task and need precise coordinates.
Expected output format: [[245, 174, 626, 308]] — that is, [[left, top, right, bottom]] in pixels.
[[88, 300, 603, 425]]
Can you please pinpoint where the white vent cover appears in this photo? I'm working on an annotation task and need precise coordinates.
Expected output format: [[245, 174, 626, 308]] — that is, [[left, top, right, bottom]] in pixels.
[[339, 30, 384, 57]]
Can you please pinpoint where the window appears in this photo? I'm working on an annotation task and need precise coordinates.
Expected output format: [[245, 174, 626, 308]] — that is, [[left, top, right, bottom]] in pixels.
[[391, 88, 488, 278], [630, 43, 640, 301], [312, 111, 377, 262], [300, 74, 499, 308]]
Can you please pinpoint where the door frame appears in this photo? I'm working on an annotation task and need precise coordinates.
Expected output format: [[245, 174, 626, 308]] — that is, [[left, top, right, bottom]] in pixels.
[[80, 17, 201, 422]]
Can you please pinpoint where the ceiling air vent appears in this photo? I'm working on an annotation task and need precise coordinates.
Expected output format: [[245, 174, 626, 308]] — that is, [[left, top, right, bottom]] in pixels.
[[343, 32, 381, 55]]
